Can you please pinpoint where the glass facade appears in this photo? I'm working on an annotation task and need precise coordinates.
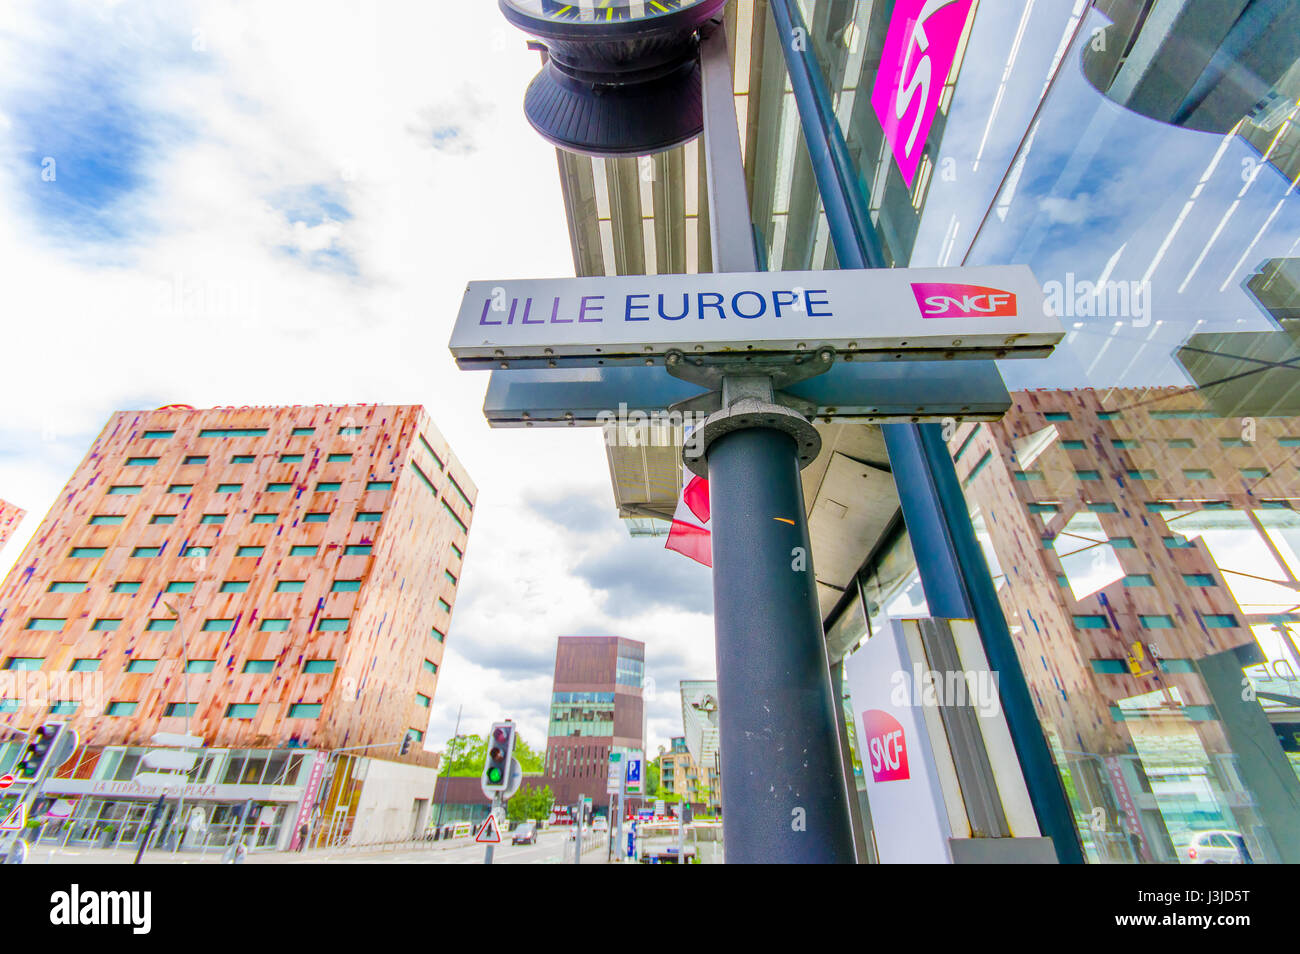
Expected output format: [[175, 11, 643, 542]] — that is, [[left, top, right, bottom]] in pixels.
[[776, 0, 1300, 862], [548, 692, 616, 737]]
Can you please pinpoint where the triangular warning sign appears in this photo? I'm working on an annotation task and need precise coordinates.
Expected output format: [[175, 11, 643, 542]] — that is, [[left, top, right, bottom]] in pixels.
[[0, 802, 26, 832], [474, 813, 501, 844]]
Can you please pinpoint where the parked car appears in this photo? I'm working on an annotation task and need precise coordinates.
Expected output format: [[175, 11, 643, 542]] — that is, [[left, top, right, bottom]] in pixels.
[[511, 822, 538, 846], [591, 817, 609, 833], [1186, 830, 1251, 864]]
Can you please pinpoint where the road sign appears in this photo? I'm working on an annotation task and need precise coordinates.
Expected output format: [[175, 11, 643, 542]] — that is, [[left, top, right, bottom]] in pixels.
[[475, 813, 501, 844], [0, 802, 26, 831], [142, 749, 197, 771], [450, 266, 1061, 368], [0, 775, 13, 790], [483, 359, 1012, 426], [625, 756, 643, 796], [606, 752, 623, 794]]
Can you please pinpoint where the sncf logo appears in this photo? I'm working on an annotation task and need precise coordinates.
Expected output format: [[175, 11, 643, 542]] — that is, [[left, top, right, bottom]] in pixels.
[[910, 282, 1017, 319], [862, 709, 910, 783]]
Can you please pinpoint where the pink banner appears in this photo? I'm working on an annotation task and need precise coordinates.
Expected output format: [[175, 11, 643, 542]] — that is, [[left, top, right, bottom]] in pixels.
[[290, 753, 327, 850], [871, 0, 975, 187]]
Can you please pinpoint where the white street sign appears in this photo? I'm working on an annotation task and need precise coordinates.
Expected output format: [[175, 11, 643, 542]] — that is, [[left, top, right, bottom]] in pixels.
[[606, 752, 623, 794], [450, 266, 1061, 366], [142, 749, 197, 771], [150, 733, 203, 748]]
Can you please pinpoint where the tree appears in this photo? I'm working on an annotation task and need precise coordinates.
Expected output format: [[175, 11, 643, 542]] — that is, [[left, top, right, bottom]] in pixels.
[[506, 783, 554, 824], [440, 731, 544, 777], [645, 759, 660, 798]]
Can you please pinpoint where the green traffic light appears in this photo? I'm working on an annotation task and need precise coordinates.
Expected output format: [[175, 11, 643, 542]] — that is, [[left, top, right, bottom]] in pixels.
[[487, 767, 502, 784]]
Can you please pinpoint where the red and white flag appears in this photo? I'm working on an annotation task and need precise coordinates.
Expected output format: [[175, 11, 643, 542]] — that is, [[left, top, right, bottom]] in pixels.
[[665, 472, 711, 567]]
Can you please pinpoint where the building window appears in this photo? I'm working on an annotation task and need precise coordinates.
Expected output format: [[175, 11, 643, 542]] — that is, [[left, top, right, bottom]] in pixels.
[[275, 581, 305, 593], [280, 453, 304, 463], [141, 430, 175, 439], [1204, 614, 1238, 629], [441, 499, 469, 532], [166, 703, 197, 717], [265, 482, 293, 492], [448, 475, 474, 511], [339, 426, 364, 436], [1123, 574, 1155, 587], [89, 515, 124, 525], [127, 659, 157, 673], [327, 453, 351, 463], [290, 545, 318, 557], [1183, 574, 1216, 587], [260, 619, 290, 631], [225, 704, 258, 719], [231, 455, 255, 464], [1072, 615, 1110, 629], [132, 547, 162, 558], [151, 514, 176, 525], [92, 619, 121, 631], [69, 547, 106, 558], [332, 580, 361, 593], [303, 660, 335, 674], [1075, 470, 1101, 481], [315, 482, 342, 492], [26, 619, 65, 632], [444, 570, 457, 585], [1127, 470, 1157, 481], [183, 455, 208, 465], [165, 581, 195, 593], [344, 545, 372, 556], [408, 729, 423, 742], [303, 512, 329, 523], [1167, 439, 1196, 449], [203, 619, 235, 632], [250, 514, 276, 525], [317, 618, 349, 632], [411, 462, 437, 495], [1183, 469, 1213, 480], [291, 427, 315, 436], [186, 660, 214, 673], [236, 546, 265, 556], [1241, 468, 1269, 479], [1111, 440, 1140, 449], [182, 546, 208, 559], [5, 657, 44, 670], [107, 485, 143, 495], [48, 582, 87, 594], [1087, 502, 1118, 513], [1110, 537, 1136, 549], [1141, 615, 1174, 629], [423, 659, 438, 674], [451, 543, 463, 559], [167, 484, 193, 494], [146, 619, 176, 632], [70, 659, 100, 672], [419, 435, 445, 470], [431, 626, 445, 642], [416, 693, 431, 708], [289, 703, 322, 718], [437, 598, 451, 613], [215, 483, 242, 493], [1164, 536, 1195, 549], [220, 581, 249, 593], [356, 511, 382, 522], [201, 514, 226, 525], [199, 428, 268, 438], [243, 660, 274, 674], [107, 702, 138, 716], [366, 481, 392, 492]]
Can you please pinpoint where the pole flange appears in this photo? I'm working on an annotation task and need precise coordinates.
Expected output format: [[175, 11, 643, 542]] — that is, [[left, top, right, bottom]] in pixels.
[[682, 397, 821, 477]]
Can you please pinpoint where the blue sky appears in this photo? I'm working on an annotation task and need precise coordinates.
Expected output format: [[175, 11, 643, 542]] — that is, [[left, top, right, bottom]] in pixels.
[[0, 0, 716, 757]]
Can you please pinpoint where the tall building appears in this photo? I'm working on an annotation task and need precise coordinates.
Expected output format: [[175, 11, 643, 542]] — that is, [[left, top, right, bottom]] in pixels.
[[951, 387, 1300, 863], [0, 403, 475, 849], [0, 498, 24, 556], [541, 635, 644, 811]]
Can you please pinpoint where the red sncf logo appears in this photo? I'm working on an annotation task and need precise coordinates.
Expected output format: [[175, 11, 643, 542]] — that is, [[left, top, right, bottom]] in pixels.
[[862, 709, 910, 783], [911, 282, 1017, 319]]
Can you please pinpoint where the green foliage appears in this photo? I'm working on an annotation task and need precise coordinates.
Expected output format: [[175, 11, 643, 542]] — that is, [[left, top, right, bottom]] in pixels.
[[645, 760, 660, 797], [441, 731, 545, 777], [506, 783, 555, 824]]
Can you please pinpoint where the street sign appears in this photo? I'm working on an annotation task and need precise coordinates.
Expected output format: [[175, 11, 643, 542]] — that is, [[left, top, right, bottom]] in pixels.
[[606, 752, 623, 794], [483, 359, 1012, 426], [474, 813, 501, 844], [0, 775, 13, 790], [625, 756, 643, 796], [142, 749, 198, 771], [450, 266, 1061, 368], [0, 802, 26, 831]]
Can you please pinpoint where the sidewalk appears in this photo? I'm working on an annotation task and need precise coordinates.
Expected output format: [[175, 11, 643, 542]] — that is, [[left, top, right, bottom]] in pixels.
[[23, 836, 481, 865]]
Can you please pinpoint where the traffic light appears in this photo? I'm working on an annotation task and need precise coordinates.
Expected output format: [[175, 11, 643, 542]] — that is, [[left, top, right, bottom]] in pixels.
[[400, 732, 413, 756], [682, 802, 694, 825], [15, 722, 66, 782], [481, 721, 515, 792]]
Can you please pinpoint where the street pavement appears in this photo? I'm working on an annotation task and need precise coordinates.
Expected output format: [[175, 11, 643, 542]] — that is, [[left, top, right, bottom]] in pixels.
[[22, 827, 616, 865]]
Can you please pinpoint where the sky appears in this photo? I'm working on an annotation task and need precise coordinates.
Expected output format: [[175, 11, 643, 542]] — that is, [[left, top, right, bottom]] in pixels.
[[0, 0, 716, 758]]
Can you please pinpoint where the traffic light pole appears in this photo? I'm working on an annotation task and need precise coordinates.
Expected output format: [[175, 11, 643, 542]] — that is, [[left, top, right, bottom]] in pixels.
[[133, 792, 167, 865], [483, 793, 500, 865]]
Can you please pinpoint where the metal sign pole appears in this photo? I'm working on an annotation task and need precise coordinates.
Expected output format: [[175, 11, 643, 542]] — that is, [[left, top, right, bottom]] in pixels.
[[767, 0, 1083, 864], [694, 20, 854, 864]]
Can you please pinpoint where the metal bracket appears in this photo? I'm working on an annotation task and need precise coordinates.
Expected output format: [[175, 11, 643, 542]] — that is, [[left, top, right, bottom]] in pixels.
[[664, 347, 831, 419]]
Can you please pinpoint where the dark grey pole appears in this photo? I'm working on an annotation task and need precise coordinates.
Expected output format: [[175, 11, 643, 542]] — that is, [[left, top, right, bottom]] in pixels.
[[132, 792, 166, 865], [708, 425, 855, 863]]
